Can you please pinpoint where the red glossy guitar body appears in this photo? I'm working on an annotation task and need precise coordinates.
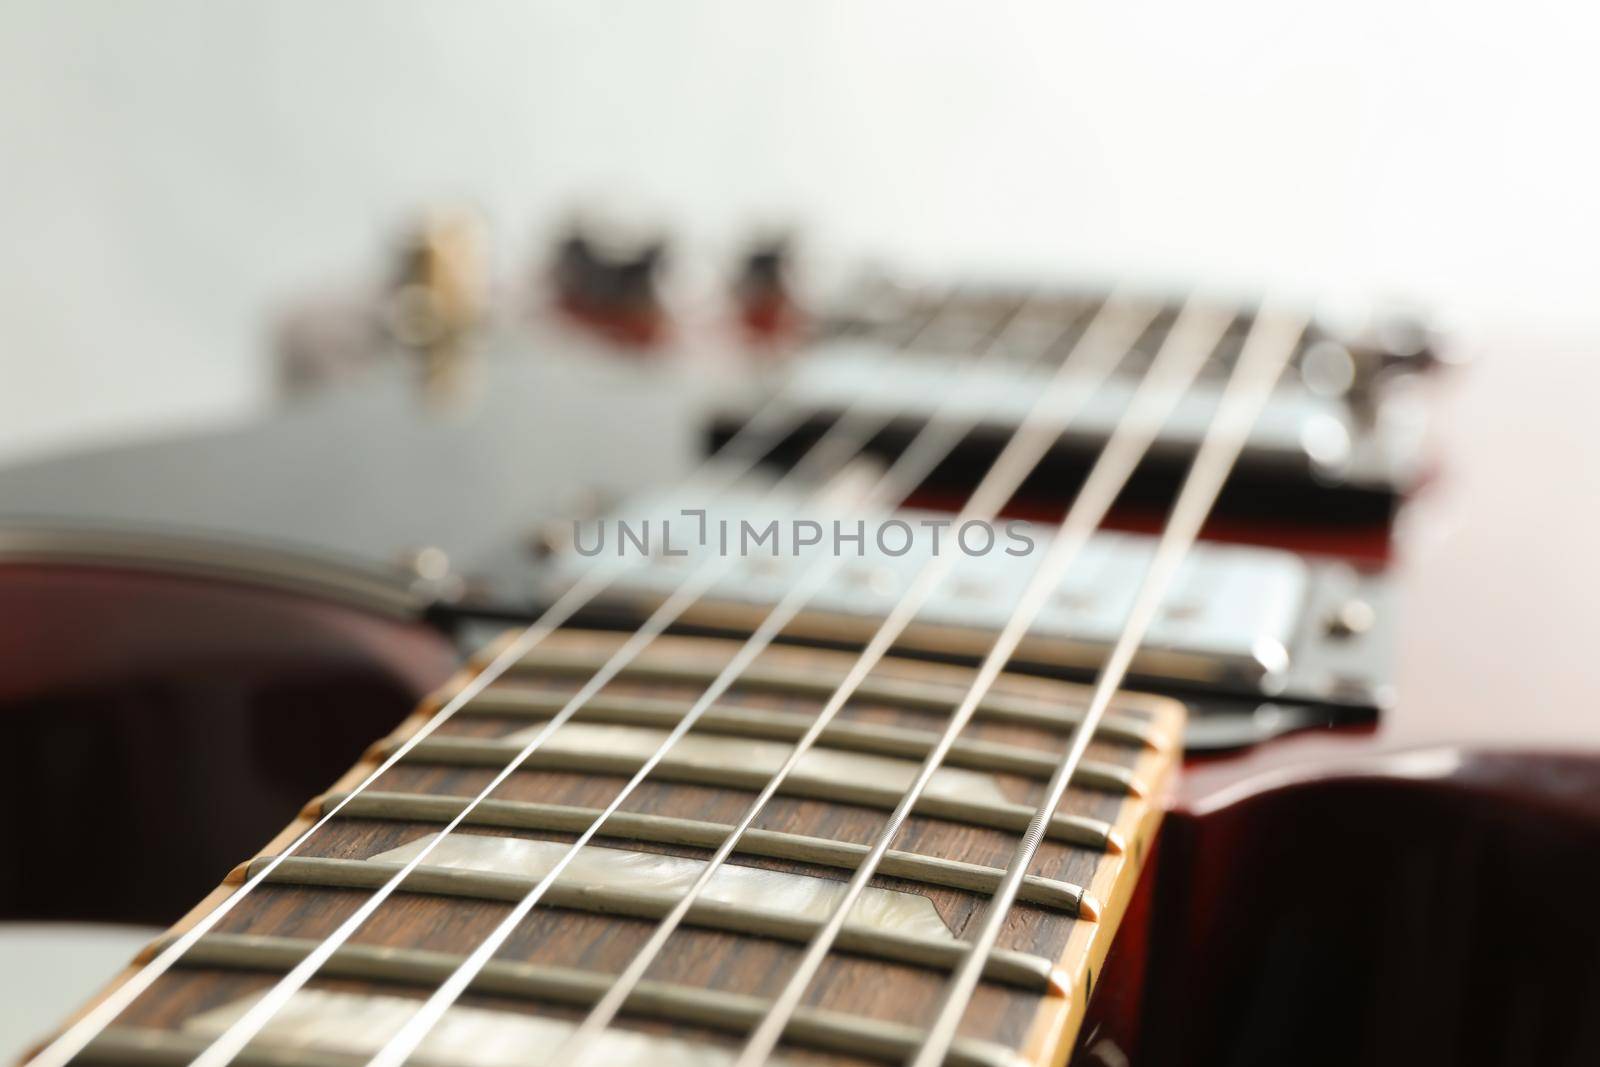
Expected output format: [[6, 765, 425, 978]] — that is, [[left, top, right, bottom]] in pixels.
[[2, 327, 1595, 1065], [1075, 329, 1600, 1066], [0, 566, 457, 924]]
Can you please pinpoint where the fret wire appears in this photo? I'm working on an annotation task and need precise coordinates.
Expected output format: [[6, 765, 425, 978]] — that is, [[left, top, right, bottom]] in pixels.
[[357, 291, 1091, 1067], [544, 297, 1163, 1067], [76, 1030, 355, 1067], [455, 691, 1145, 792], [25, 288, 963, 1067], [732, 296, 1236, 1067], [313, 791, 1099, 914], [76, 1025, 1017, 1067], [141, 933, 1022, 1067], [180, 292, 973, 1067], [910, 307, 1306, 1067], [239, 857, 1063, 992], [385, 736, 1118, 848], [493, 657, 1164, 748]]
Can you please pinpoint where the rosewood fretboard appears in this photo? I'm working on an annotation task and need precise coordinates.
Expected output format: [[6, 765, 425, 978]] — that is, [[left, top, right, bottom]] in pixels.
[[64, 629, 1183, 1067]]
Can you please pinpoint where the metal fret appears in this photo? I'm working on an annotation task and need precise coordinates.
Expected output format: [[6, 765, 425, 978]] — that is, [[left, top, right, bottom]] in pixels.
[[313, 791, 1099, 916], [462, 690, 1143, 795], [133, 933, 1021, 1067], [77, 1030, 357, 1067], [241, 856, 1065, 993], [380, 735, 1121, 851], [498, 650, 1163, 749]]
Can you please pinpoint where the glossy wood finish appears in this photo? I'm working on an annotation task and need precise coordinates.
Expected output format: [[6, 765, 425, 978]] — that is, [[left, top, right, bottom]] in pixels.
[[1111, 330, 1600, 1067], [0, 564, 458, 925]]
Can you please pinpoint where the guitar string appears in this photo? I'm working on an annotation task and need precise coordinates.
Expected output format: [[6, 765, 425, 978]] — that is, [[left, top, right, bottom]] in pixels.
[[173, 287, 1022, 1067], [908, 307, 1305, 1067], [730, 296, 1244, 1067], [543, 297, 1172, 1061], [20, 288, 953, 1067], [360, 295, 1156, 1067]]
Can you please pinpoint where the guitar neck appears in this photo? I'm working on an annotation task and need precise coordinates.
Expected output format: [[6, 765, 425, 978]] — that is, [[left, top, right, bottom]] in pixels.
[[69, 628, 1184, 1067]]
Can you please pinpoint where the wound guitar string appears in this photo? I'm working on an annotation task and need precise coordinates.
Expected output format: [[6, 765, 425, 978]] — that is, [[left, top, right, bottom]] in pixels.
[[360, 294, 1166, 1067], [23, 287, 956, 1067]]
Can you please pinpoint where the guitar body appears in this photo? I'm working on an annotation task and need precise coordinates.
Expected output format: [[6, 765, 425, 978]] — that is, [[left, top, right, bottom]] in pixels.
[[1140, 752, 1600, 1066], [0, 343, 709, 923], [0, 562, 457, 924], [5, 293, 1596, 1066], [1082, 327, 1600, 1066]]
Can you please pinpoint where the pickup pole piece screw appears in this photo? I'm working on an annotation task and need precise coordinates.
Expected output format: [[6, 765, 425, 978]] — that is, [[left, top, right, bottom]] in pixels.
[[1325, 598, 1376, 638]]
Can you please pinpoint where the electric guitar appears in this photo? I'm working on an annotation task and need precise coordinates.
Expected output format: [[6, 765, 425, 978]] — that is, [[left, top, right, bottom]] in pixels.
[[5, 231, 1599, 1067]]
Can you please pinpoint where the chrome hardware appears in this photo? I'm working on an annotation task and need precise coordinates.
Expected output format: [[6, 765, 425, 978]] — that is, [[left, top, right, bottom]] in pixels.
[[1325, 597, 1377, 638], [541, 486, 1398, 725], [395, 545, 466, 604]]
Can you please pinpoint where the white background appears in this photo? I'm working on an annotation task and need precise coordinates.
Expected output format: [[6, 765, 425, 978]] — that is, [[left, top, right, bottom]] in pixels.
[[2, 1, 1597, 463]]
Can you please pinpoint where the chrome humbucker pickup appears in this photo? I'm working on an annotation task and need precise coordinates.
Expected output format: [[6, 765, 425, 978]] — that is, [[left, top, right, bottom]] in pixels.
[[712, 284, 1446, 525], [538, 487, 1395, 748], [775, 339, 1427, 492]]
